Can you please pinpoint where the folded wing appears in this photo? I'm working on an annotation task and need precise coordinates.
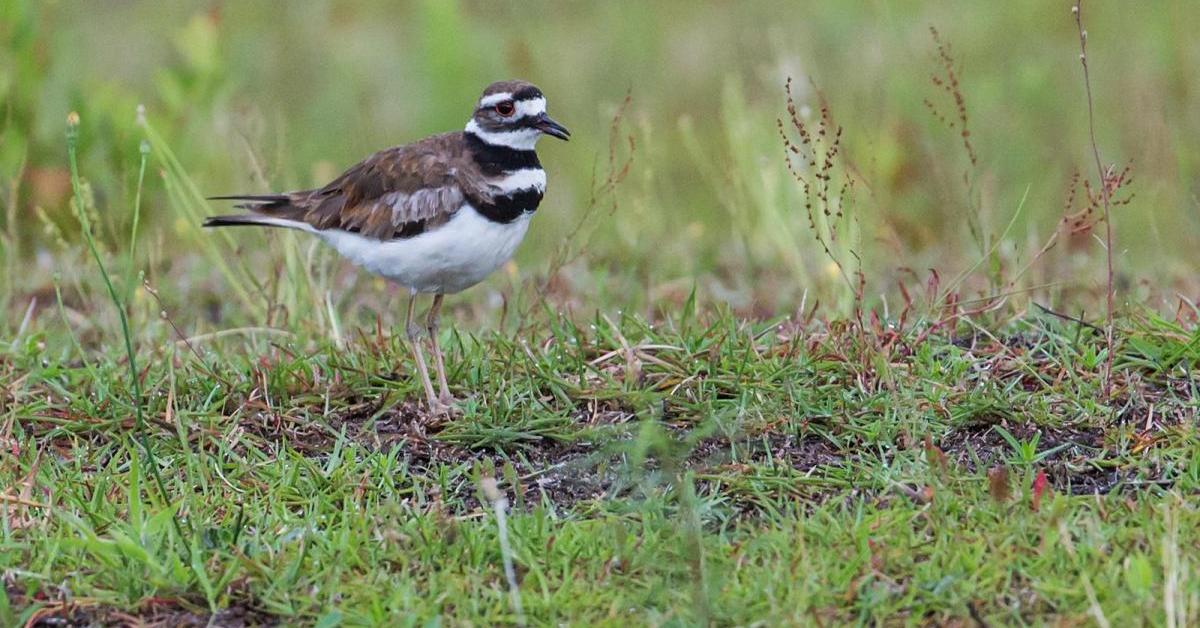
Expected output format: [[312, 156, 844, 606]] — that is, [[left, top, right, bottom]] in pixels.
[[207, 133, 479, 240]]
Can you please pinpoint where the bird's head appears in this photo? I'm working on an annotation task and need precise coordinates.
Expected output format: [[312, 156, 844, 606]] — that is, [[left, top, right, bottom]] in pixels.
[[466, 80, 569, 150]]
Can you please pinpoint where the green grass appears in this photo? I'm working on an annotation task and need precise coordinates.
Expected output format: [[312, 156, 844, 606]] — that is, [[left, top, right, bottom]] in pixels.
[[2, 1, 1200, 625], [3, 306, 1199, 624]]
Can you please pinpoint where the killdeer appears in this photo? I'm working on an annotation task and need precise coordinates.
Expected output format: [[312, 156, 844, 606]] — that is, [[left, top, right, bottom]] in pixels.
[[205, 80, 569, 413]]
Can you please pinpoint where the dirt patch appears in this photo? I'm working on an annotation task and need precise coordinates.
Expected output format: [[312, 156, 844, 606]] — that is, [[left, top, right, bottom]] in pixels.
[[232, 393, 429, 456], [9, 590, 277, 627], [236, 384, 1174, 511], [485, 430, 854, 515], [938, 422, 1131, 494], [239, 395, 854, 511], [688, 430, 844, 472], [233, 393, 645, 508], [516, 448, 625, 505], [691, 431, 854, 515]]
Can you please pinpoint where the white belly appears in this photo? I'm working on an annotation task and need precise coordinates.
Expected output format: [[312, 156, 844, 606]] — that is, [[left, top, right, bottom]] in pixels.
[[318, 204, 533, 293]]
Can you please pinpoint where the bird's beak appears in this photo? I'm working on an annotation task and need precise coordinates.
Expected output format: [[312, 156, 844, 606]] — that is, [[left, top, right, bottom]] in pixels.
[[534, 114, 570, 141]]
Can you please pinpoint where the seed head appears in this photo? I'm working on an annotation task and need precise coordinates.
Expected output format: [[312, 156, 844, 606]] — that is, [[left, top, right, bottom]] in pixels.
[[480, 477, 503, 503]]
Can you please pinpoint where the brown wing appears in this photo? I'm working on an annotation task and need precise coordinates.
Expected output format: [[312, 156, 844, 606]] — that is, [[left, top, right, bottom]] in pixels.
[[249, 133, 485, 240]]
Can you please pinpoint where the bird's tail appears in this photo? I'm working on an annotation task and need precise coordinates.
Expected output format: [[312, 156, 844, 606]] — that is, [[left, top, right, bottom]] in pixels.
[[202, 214, 314, 232], [205, 193, 314, 231], [209, 193, 293, 207]]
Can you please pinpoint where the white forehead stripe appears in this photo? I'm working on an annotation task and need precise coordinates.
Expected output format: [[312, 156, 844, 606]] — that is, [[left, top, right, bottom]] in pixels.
[[491, 168, 546, 193], [479, 92, 513, 107], [478, 93, 546, 119], [465, 119, 542, 150], [513, 97, 546, 118]]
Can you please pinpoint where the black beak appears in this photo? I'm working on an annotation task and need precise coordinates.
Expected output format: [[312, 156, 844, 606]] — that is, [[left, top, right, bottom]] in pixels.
[[534, 113, 570, 141]]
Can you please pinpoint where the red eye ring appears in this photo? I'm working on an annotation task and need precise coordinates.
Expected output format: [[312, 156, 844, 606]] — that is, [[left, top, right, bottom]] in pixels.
[[494, 101, 516, 116]]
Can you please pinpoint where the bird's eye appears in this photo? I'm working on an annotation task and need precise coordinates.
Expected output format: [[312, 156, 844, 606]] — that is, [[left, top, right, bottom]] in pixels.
[[494, 101, 516, 116]]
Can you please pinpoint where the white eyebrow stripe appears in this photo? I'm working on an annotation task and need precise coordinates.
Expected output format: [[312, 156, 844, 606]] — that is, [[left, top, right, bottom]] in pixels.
[[478, 92, 514, 107], [490, 168, 546, 193], [513, 97, 546, 118], [464, 119, 542, 150]]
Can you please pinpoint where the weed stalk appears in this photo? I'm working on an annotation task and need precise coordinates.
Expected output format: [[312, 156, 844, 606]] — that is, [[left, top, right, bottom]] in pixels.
[[676, 469, 710, 626], [124, 134, 149, 304], [1, 153, 25, 324], [65, 112, 188, 546], [1072, 1, 1116, 399], [481, 477, 525, 626], [779, 78, 863, 310]]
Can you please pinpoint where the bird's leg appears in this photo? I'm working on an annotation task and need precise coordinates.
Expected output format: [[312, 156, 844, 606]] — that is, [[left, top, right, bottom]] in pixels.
[[405, 289, 439, 410], [425, 293, 454, 405]]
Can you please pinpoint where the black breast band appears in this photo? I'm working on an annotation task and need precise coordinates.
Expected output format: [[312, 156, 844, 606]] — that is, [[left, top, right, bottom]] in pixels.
[[471, 188, 543, 223]]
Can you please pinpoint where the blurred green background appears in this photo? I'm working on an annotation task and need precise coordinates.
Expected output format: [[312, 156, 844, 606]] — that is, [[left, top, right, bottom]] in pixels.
[[1, 0, 1197, 335]]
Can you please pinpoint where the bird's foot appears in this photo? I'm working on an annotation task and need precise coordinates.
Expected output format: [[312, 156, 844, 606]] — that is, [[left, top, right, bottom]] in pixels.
[[426, 396, 461, 418]]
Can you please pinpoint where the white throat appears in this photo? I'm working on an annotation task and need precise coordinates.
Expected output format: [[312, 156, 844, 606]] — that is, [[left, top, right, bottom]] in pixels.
[[464, 119, 541, 151]]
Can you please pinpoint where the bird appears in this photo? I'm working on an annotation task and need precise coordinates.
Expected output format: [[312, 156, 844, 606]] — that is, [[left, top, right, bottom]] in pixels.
[[204, 80, 569, 414]]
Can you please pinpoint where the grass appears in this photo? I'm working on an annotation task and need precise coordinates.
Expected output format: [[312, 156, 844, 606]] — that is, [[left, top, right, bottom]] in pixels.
[[2, 0, 1199, 625], [3, 304, 1199, 624]]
